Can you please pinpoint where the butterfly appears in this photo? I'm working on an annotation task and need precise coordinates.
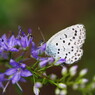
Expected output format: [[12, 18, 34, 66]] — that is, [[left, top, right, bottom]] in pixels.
[[45, 24, 86, 64]]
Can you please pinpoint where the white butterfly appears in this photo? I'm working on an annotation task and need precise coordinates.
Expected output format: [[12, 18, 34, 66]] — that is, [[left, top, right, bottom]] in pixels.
[[45, 24, 86, 64]]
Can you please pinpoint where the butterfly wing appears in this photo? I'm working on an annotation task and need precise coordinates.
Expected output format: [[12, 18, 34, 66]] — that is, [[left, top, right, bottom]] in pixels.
[[45, 24, 86, 64]]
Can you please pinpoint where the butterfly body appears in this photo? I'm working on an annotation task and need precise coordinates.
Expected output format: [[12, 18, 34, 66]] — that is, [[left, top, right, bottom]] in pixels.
[[45, 24, 86, 64]]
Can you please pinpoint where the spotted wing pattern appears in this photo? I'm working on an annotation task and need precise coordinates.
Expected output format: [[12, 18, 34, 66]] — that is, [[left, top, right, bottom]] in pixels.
[[45, 24, 86, 64]]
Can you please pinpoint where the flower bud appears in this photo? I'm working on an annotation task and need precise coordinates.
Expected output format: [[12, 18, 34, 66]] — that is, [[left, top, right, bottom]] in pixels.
[[69, 65, 78, 76], [34, 82, 42, 88], [33, 86, 40, 95], [42, 72, 47, 76], [60, 90, 67, 95], [79, 69, 88, 77], [80, 78, 88, 84], [50, 74, 57, 80], [55, 88, 60, 95], [58, 83, 67, 89], [55, 58, 66, 65], [61, 66, 67, 76]]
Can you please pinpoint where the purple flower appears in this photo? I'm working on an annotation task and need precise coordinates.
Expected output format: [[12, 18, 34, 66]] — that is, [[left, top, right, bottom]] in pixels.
[[39, 57, 66, 67], [0, 73, 5, 89], [39, 57, 55, 67], [16, 27, 33, 49], [31, 41, 46, 59], [54, 58, 66, 65], [34, 82, 42, 88], [0, 34, 19, 52], [5, 59, 32, 84]]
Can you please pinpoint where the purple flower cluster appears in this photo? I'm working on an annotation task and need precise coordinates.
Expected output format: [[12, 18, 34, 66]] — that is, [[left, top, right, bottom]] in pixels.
[[0, 27, 66, 92], [5, 59, 32, 84], [0, 29, 32, 59], [31, 41, 46, 59]]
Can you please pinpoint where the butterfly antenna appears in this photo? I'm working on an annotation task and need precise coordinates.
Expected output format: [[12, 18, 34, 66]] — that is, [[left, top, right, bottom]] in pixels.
[[38, 26, 46, 43]]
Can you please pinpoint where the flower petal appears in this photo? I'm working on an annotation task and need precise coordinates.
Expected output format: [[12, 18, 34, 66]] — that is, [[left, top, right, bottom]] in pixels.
[[55, 58, 66, 65], [12, 72, 21, 84], [20, 63, 26, 69], [10, 59, 19, 67], [39, 60, 49, 67], [31, 42, 46, 59], [8, 35, 16, 47], [20, 78, 26, 82], [31, 42, 37, 50], [0, 73, 5, 81], [9, 48, 19, 52], [35, 43, 46, 55], [31, 50, 39, 59], [0, 82, 4, 88], [21, 70, 32, 77], [20, 36, 27, 48], [39, 43, 46, 52], [1, 34, 7, 42], [5, 68, 17, 75], [48, 57, 55, 64]]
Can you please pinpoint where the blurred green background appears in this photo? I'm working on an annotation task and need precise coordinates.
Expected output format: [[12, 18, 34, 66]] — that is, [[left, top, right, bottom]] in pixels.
[[0, 0, 95, 95]]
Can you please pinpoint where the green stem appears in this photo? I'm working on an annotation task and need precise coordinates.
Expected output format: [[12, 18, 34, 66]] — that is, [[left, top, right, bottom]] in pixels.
[[32, 61, 39, 68], [38, 64, 54, 72], [27, 66, 58, 87], [59, 73, 69, 82]]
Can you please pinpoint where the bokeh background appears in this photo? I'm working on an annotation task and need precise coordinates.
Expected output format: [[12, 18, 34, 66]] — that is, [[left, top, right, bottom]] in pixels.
[[0, 0, 95, 95]]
